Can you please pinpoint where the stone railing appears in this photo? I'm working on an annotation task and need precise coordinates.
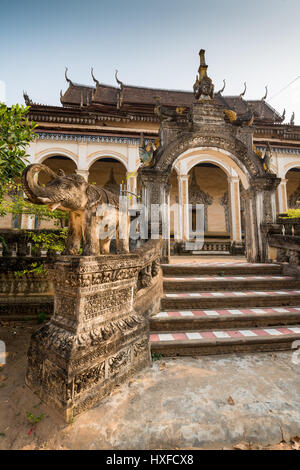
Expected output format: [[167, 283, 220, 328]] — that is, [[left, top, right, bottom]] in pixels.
[[0, 229, 147, 319], [0, 229, 63, 319], [26, 238, 163, 421], [263, 217, 300, 278]]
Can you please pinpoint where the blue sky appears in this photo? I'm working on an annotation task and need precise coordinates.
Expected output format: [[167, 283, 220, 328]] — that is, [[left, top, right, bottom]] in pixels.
[[1, 0, 299, 123]]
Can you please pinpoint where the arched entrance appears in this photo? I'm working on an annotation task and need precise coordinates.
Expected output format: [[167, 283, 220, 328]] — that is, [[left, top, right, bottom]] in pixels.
[[88, 157, 127, 194], [286, 167, 300, 210], [140, 100, 280, 263]]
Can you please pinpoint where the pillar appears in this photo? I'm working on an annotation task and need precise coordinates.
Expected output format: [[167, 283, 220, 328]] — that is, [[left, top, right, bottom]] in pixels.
[[228, 176, 242, 244], [126, 171, 138, 208], [277, 179, 288, 213], [76, 169, 89, 181], [177, 174, 190, 241], [243, 175, 281, 263], [140, 169, 171, 263]]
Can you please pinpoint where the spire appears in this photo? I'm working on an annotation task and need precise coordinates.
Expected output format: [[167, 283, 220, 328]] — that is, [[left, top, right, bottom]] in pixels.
[[23, 91, 33, 106], [115, 69, 124, 89], [193, 49, 214, 100], [217, 79, 226, 95], [261, 85, 268, 101], [290, 112, 295, 125], [91, 67, 100, 87], [107, 167, 117, 185], [239, 82, 247, 98], [65, 67, 73, 86]]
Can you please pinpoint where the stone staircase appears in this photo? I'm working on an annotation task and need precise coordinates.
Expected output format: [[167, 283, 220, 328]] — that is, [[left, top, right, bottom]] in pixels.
[[150, 262, 300, 357]]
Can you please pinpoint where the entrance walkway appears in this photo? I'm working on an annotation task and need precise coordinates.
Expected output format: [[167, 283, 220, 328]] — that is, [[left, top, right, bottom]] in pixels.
[[170, 256, 247, 264]]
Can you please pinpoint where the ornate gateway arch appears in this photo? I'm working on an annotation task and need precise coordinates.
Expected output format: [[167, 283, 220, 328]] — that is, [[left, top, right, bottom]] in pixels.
[[140, 50, 280, 263]]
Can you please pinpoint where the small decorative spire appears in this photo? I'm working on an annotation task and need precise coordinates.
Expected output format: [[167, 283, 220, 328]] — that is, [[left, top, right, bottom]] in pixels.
[[23, 91, 33, 106], [60, 89, 63, 100], [115, 69, 124, 89], [65, 67, 73, 86], [193, 49, 214, 100], [239, 82, 247, 98], [290, 112, 295, 125], [261, 85, 268, 101], [281, 108, 286, 122], [217, 79, 226, 95], [91, 67, 100, 87]]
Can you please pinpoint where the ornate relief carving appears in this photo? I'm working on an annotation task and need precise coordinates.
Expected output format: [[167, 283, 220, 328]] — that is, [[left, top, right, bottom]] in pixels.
[[189, 168, 213, 232], [26, 240, 162, 422], [108, 348, 131, 375], [74, 361, 106, 396], [84, 288, 132, 320], [132, 338, 149, 358], [219, 191, 231, 232]]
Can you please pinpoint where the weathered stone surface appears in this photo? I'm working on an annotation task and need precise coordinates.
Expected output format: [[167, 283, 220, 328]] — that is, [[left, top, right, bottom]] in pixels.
[[25, 239, 162, 422]]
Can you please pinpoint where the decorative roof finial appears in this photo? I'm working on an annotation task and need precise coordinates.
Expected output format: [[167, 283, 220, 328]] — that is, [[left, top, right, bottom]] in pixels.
[[281, 108, 286, 122], [261, 85, 268, 101], [217, 79, 226, 95], [91, 67, 100, 87], [65, 67, 73, 86], [115, 69, 124, 89], [193, 49, 214, 100], [239, 82, 247, 98], [290, 112, 295, 125], [23, 91, 33, 106]]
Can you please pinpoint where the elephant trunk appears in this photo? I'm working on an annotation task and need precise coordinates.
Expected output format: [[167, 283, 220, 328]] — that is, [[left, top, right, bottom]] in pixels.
[[22, 164, 58, 205]]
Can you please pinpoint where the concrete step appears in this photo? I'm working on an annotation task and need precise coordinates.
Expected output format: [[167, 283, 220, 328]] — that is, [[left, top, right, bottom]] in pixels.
[[150, 307, 300, 331], [150, 325, 300, 357], [163, 275, 300, 292], [162, 262, 282, 277], [161, 290, 300, 310]]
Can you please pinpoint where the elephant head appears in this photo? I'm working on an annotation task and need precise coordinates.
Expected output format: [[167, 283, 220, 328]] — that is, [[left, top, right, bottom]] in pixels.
[[22, 164, 89, 212], [22, 163, 128, 256]]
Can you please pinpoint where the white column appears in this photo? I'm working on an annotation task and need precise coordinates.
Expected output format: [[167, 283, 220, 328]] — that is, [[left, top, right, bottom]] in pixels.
[[126, 171, 138, 208], [76, 169, 89, 181], [277, 179, 288, 213], [177, 174, 189, 241], [228, 176, 242, 244]]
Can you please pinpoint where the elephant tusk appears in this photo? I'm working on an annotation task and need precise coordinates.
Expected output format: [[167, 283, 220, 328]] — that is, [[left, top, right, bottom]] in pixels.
[[38, 197, 52, 204], [48, 202, 62, 212]]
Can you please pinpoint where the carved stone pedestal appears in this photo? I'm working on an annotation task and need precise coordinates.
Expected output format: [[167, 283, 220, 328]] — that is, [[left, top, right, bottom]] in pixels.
[[25, 241, 162, 422]]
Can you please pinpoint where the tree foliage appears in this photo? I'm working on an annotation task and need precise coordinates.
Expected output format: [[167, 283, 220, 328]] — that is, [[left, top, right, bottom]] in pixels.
[[0, 103, 37, 199], [0, 103, 68, 268]]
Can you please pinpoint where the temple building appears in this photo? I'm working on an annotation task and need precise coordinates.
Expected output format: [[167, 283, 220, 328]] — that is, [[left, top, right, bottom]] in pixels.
[[2, 52, 300, 256]]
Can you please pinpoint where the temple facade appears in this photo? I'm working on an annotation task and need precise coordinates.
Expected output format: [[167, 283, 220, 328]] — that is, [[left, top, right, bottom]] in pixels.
[[2, 52, 300, 257]]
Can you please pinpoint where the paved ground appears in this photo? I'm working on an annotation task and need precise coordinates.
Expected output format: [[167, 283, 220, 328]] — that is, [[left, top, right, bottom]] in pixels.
[[0, 321, 299, 449], [58, 352, 300, 450]]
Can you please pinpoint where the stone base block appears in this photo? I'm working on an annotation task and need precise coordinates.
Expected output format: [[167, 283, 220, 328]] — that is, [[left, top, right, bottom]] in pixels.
[[25, 240, 162, 422]]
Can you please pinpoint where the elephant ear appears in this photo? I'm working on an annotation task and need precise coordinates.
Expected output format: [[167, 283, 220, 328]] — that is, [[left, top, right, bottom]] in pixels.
[[86, 184, 102, 208]]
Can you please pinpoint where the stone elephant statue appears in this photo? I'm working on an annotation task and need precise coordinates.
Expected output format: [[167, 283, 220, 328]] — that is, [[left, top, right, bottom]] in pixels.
[[22, 164, 129, 256]]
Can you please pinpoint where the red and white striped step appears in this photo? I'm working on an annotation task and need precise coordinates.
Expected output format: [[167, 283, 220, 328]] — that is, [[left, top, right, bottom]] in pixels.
[[164, 275, 294, 281], [162, 262, 276, 268], [164, 290, 300, 298], [150, 326, 300, 342], [153, 306, 300, 318]]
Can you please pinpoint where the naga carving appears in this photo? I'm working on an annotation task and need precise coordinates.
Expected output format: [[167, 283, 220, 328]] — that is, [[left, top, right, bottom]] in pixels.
[[22, 164, 129, 256]]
